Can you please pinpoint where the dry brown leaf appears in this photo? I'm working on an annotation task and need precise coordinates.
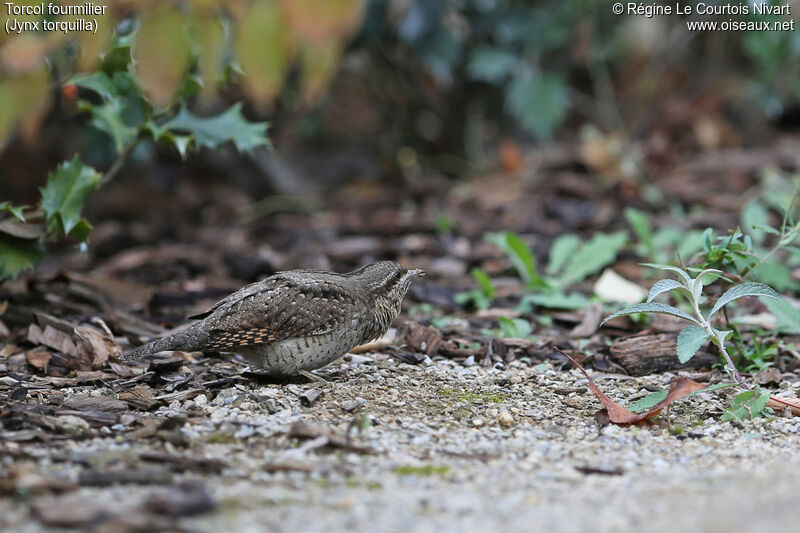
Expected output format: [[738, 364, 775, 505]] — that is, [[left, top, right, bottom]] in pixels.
[[74, 326, 121, 369], [28, 324, 77, 356], [767, 396, 800, 417], [554, 347, 707, 426], [24, 349, 52, 371]]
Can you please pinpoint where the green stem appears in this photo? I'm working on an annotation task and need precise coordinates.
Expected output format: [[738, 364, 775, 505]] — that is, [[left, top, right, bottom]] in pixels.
[[99, 137, 141, 188], [693, 298, 748, 388]]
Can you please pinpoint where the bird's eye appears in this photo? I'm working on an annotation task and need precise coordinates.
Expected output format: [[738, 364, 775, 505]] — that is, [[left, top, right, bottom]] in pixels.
[[393, 270, 404, 281]]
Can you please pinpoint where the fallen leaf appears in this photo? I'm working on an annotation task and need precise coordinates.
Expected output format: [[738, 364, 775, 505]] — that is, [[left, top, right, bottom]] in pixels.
[[593, 268, 647, 304], [73, 325, 121, 368], [554, 346, 707, 425], [767, 395, 800, 416], [25, 349, 52, 371]]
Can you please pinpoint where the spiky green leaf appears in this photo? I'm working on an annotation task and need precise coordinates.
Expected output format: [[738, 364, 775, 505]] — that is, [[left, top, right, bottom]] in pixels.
[[160, 104, 270, 153], [39, 157, 101, 238], [0, 201, 25, 222], [69, 71, 117, 100], [0, 234, 44, 279]]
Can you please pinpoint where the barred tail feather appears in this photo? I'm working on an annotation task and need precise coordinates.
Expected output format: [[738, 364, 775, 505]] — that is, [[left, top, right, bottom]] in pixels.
[[122, 326, 208, 361]]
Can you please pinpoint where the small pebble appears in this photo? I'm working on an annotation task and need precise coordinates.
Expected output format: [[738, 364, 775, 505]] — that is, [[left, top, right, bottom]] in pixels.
[[497, 411, 515, 429], [55, 415, 90, 434]]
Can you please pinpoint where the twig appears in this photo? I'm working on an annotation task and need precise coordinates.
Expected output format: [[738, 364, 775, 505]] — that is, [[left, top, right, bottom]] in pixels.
[[99, 137, 141, 188]]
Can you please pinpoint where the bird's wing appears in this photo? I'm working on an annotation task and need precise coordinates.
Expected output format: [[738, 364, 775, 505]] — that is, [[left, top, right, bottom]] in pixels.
[[194, 277, 362, 350]]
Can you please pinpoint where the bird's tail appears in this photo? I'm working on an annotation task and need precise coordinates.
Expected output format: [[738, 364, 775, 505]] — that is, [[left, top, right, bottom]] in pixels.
[[122, 324, 208, 361]]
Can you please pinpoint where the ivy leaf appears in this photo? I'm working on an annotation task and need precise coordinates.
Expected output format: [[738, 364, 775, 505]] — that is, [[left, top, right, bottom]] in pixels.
[[160, 104, 270, 153], [39, 157, 101, 238], [708, 282, 782, 319], [601, 302, 700, 326], [677, 325, 709, 363], [0, 201, 26, 222], [0, 234, 44, 279], [647, 278, 687, 302]]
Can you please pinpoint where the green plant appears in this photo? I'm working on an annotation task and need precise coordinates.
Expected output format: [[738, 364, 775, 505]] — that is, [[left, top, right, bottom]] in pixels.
[[734, 335, 777, 373], [481, 230, 627, 312], [497, 316, 533, 339], [0, 2, 364, 281], [485, 231, 544, 289], [455, 268, 495, 310], [0, 32, 270, 280], [721, 388, 772, 423], [625, 207, 705, 266], [602, 264, 782, 387]]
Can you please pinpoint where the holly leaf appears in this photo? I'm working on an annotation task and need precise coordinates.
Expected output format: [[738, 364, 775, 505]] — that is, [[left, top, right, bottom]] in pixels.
[[0, 234, 44, 279], [69, 71, 117, 100], [160, 104, 270, 153], [0, 201, 26, 222], [40, 157, 101, 238], [84, 98, 138, 154]]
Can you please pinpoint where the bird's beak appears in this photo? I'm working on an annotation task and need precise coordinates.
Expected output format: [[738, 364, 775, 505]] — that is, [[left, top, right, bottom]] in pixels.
[[409, 269, 426, 278]]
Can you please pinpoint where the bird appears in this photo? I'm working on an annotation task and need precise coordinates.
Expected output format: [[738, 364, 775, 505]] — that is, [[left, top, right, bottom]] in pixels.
[[123, 261, 425, 376]]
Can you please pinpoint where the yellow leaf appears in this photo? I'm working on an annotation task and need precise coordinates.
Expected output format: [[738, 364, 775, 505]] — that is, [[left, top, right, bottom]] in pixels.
[[134, 6, 192, 107], [0, 33, 64, 74], [74, 7, 114, 71], [300, 41, 341, 104], [0, 64, 50, 147], [236, 0, 292, 108], [280, 0, 362, 43], [189, 13, 225, 103]]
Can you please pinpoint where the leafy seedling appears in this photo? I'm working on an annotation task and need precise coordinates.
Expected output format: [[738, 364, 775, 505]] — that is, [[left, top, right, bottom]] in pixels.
[[455, 268, 495, 310], [497, 317, 533, 339], [602, 264, 782, 386], [721, 389, 772, 423], [485, 231, 545, 289]]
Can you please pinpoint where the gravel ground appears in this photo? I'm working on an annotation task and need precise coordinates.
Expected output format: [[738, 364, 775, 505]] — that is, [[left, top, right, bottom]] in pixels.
[[3, 355, 800, 532]]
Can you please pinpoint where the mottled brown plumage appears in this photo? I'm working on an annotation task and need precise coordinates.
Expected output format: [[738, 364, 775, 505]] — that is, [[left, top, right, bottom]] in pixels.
[[123, 261, 424, 375]]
